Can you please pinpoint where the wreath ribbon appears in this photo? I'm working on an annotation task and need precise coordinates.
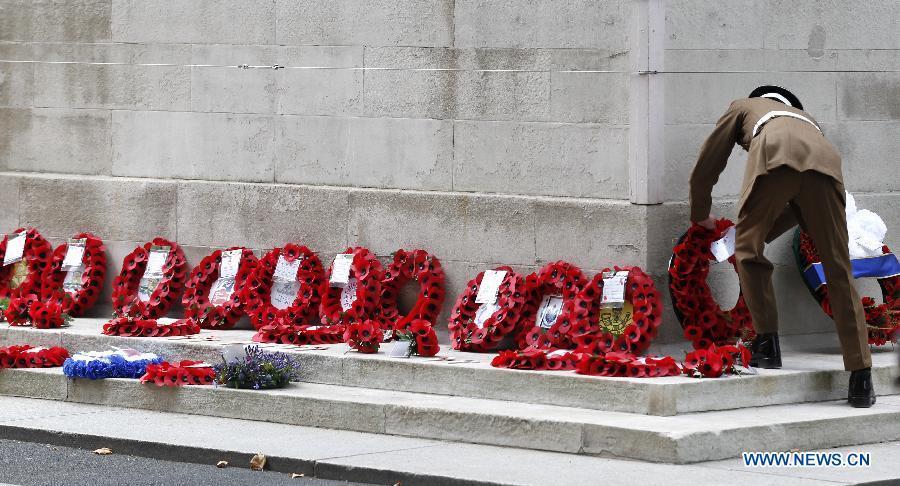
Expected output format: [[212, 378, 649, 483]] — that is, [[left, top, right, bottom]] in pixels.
[[802, 253, 900, 289]]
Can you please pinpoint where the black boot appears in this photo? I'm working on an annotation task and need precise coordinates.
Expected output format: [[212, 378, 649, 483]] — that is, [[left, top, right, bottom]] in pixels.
[[749, 332, 782, 369], [848, 368, 876, 408]]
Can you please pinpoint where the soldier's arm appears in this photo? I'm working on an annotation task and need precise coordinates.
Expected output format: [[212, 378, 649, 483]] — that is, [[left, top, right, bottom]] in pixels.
[[689, 101, 743, 222]]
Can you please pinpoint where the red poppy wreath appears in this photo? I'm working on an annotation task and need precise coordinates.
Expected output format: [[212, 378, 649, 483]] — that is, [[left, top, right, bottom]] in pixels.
[[102, 316, 200, 338], [252, 322, 345, 345], [319, 247, 384, 328], [543, 266, 663, 356], [182, 247, 258, 329], [0, 227, 52, 301], [448, 266, 527, 352], [0, 344, 69, 368], [514, 261, 588, 350], [795, 230, 900, 346], [669, 220, 754, 349], [381, 249, 446, 333], [40, 233, 107, 317], [111, 238, 188, 320], [140, 360, 215, 386], [242, 244, 325, 329]]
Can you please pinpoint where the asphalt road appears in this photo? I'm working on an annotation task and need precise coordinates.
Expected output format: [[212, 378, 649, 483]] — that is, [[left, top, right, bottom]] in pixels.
[[0, 439, 366, 486]]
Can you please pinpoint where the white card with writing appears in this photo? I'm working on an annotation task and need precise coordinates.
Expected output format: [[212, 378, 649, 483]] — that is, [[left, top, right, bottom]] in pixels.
[[710, 226, 736, 263], [536, 295, 564, 329], [143, 246, 170, 279], [474, 302, 501, 328], [3, 232, 26, 266], [389, 340, 410, 358], [475, 270, 506, 304], [274, 255, 302, 282], [329, 254, 353, 287], [218, 249, 242, 279], [61, 239, 86, 271], [63, 268, 84, 293], [601, 271, 629, 308], [222, 344, 249, 364], [339, 277, 358, 311], [208, 277, 236, 306], [270, 280, 300, 310]]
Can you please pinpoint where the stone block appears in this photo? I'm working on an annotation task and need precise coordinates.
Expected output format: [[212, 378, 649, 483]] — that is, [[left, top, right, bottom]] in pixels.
[[664, 0, 766, 49], [836, 49, 900, 71], [32, 0, 110, 42], [17, 175, 178, 241], [454, 0, 630, 49], [111, 0, 275, 44], [0, 174, 18, 230], [764, 0, 900, 50], [34, 42, 191, 64], [363, 69, 453, 119], [111, 111, 276, 183], [837, 73, 900, 121], [0, 60, 33, 108], [455, 71, 551, 121], [191, 67, 277, 114], [662, 124, 747, 202], [824, 121, 900, 191], [0, 0, 32, 41], [664, 50, 766, 73], [275, 0, 453, 47], [2, 108, 112, 175], [176, 180, 349, 253], [0, 42, 31, 62], [276, 68, 363, 116], [551, 72, 628, 124], [664, 72, 837, 124], [276, 116, 453, 191], [348, 190, 536, 265], [534, 199, 645, 269], [453, 121, 629, 199], [278, 46, 364, 69], [34, 63, 190, 111]]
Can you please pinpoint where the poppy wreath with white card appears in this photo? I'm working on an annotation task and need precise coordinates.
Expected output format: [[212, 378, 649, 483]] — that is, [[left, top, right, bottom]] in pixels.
[[139, 360, 216, 386], [252, 322, 345, 345], [242, 244, 325, 329], [448, 266, 527, 352], [514, 261, 587, 350], [182, 247, 258, 329], [319, 247, 385, 327], [40, 233, 107, 317], [111, 238, 188, 320], [380, 249, 446, 333], [795, 230, 899, 346], [668, 219, 754, 349], [0, 227, 52, 301], [548, 266, 662, 356]]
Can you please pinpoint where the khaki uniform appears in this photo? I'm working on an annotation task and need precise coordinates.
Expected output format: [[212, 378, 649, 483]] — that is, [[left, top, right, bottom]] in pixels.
[[690, 97, 871, 371]]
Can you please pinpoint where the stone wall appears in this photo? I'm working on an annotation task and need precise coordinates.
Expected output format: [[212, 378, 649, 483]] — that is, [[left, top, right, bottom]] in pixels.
[[0, 0, 897, 342]]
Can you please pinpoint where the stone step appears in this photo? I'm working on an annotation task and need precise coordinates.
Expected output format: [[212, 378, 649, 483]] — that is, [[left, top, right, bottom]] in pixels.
[[2, 366, 900, 464], [2, 318, 897, 417], [7, 395, 890, 486]]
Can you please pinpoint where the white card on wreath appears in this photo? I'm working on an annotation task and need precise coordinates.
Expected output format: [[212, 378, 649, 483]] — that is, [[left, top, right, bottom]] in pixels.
[[475, 270, 506, 304], [219, 249, 242, 279], [61, 238, 87, 271], [474, 302, 501, 328], [270, 280, 300, 310], [601, 271, 629, 308], [274, 255, 302, 282], [208, 277, 236, 306], [536, 295, 564, 329], [339, 277, 358, 311], [143, 246, 170, 279], [330, 253, 353, 287], [710, 226, 736, 263], [3, 232, 26, 266], [389, 340, 410, 358], [222, 344, 249, 364]]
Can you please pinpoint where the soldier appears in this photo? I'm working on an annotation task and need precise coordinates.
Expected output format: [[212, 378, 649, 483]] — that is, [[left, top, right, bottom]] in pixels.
[[689, 85, 875, 408]]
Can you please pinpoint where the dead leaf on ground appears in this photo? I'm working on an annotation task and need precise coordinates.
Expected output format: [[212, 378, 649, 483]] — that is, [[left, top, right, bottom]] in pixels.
[[93, 448, 113, 455], [216, 460, 229, 468], [250, 453, 267, 471], [291, 473, 305, 479]]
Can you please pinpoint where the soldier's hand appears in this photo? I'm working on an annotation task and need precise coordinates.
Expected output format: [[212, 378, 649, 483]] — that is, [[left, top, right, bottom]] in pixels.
[[697, 215, 716, 231]]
